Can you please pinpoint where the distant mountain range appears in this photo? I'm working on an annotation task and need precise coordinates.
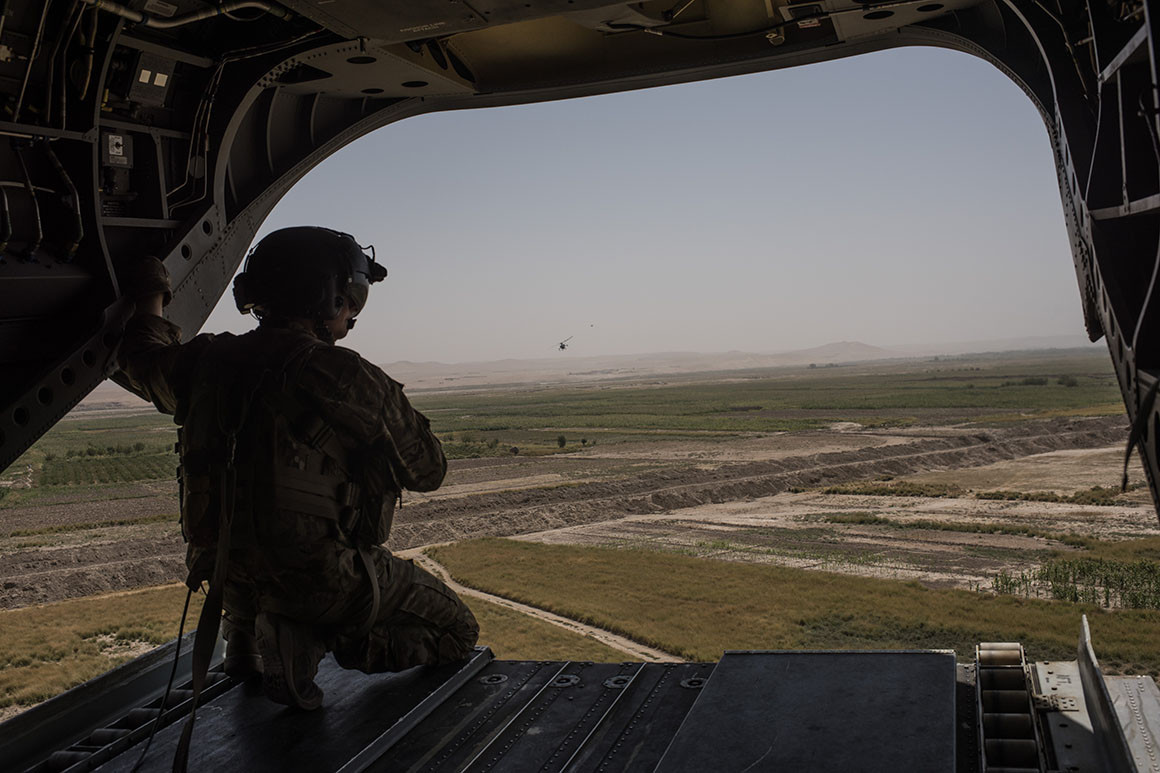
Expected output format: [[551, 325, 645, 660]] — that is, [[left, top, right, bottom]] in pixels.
[[380, 343, 898, 391], [887, 334, 1100, 356], [380, 335, 1102, 391], [773, 340, 898, 364]]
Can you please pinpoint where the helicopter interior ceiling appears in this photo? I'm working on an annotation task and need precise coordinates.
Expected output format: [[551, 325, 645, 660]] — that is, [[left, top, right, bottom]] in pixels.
[[0, 0, 1156, 524]]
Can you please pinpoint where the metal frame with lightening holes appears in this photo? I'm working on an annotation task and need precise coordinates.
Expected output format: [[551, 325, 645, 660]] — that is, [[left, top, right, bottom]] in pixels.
[[0, 0, 1158, 524]]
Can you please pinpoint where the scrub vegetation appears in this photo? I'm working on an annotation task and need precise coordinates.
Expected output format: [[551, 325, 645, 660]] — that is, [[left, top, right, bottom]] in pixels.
[[823, 481, 966, 498], [0, 585, 202, 710], [819, 513, 1092, 547], [0, 586, 623, 713], [823, 482, 1133, 506], [975, 486, 1127, 506]]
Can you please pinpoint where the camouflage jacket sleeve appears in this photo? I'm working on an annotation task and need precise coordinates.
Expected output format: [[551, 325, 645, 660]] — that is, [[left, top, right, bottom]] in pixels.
[[114, 315, 213, 416], [300, 347, 446, 493]]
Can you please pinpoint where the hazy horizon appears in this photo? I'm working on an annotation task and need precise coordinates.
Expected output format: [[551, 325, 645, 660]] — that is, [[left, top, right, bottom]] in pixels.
[[85, 336, 1108, 407], [376, 334, 1102, 366], [198, 47, 1085, 365]]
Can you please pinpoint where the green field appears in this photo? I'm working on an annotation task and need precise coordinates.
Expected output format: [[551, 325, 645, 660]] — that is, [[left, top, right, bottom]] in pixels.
[[38, 453, 176, 485], [14, 413, 177, 461], [429, 538, 1160, 676], [1, 412, 179, 508], [409, 350, 1123, 442], [2, 350, 1123, 485]]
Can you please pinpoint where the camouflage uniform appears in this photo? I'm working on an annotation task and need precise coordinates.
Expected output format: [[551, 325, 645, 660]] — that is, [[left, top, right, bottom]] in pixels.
[[116, 314, 478, 677]]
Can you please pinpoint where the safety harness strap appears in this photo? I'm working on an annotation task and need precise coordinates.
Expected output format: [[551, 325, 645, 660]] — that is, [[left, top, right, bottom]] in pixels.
[[171, 335, 319, 772], [173, 436, 236, 773], [354, 546, 381, 639]]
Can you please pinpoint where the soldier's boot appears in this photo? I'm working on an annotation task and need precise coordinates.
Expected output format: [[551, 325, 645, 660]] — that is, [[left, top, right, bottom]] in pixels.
[[254, 612, 325, 711], [223, 629, 263, 680]]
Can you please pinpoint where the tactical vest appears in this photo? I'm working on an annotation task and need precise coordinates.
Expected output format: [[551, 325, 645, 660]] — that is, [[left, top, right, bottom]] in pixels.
[[175, 328, 388, 587]]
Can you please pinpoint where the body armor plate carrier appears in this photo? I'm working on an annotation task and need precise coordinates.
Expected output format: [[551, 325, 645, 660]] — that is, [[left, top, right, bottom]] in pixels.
[[176, 330, 391, 589]]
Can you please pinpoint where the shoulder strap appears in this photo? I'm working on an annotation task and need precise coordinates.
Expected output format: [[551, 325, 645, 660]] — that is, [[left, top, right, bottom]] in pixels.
[[262, 389, 351, 468]]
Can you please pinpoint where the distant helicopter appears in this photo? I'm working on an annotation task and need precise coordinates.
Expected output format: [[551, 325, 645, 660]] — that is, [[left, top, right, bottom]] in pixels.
[[557, 336, 573, 351]]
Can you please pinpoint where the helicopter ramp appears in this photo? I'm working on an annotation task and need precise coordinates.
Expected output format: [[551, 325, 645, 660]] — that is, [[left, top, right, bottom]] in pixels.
[[2, 618, 1157, 772]]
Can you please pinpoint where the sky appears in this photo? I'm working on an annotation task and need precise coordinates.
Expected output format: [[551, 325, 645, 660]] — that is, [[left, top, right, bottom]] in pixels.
[[200, 46, 1083, 365]]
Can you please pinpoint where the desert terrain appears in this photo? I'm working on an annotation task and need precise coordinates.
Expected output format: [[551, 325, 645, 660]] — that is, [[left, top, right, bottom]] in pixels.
[[2, 348, 1158, 719]]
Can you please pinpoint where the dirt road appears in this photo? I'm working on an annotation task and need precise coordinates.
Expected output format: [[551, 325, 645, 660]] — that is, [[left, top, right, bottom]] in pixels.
[[401, 549, 679, 661]]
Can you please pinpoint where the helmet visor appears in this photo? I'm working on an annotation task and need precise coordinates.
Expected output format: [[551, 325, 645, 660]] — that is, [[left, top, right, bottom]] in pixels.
[[346, 246, 386, 316], [347, 280, 369, 316]]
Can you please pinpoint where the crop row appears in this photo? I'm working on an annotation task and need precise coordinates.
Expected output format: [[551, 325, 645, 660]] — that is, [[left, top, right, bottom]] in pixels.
[[992, 557, 1160, 610], [40, 453, 176, 485]]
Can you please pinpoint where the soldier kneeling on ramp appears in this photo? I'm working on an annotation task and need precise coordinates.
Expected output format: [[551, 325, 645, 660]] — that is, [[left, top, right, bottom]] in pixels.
[[116, 227, 479, 718]]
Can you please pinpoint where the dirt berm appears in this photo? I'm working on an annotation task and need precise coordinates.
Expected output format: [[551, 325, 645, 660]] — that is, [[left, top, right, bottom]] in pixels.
[[388, 417, 1128, 549], [0, 416, 1129, 609]]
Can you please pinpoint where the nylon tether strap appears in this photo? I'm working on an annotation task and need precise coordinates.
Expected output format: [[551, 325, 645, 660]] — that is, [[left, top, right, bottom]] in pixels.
[[173, 433, 237, 773]]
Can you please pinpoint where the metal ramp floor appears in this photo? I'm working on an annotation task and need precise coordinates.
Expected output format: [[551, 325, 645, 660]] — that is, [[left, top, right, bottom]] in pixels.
[[6, 619, 1157, 772], [9, 647, 966, 773]]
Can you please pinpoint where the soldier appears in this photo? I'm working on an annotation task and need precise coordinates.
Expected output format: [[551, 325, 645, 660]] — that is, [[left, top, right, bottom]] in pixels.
[[116, 227, 479, 712]]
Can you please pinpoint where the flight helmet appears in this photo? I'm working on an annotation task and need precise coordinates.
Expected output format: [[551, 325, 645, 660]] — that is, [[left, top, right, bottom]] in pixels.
[[233, 226, 387, 322]]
